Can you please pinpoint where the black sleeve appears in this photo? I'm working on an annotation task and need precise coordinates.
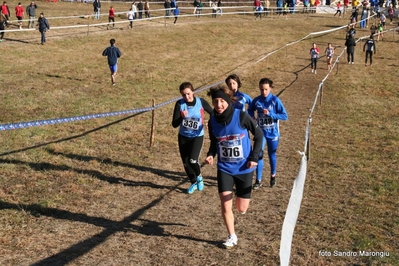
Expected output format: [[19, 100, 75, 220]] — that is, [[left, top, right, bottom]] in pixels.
[[171, 101, 182, 128], [200, 98, 213, 115], [206, 120, 217, 158], [239, 111, 264, 163]]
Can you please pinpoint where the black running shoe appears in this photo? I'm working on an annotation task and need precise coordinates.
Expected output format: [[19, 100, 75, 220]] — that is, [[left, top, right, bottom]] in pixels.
[[270, 176, 276, 187]]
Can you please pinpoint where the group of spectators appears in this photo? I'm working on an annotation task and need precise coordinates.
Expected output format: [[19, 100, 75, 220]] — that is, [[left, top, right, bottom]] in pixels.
[[0, 1, 50, 43]]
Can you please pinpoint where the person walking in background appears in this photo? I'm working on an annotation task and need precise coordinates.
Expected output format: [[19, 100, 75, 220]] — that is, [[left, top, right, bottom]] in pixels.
[[172, 82, 213, 194], [211, 0, 218, 18], [102, 38, 121, 85], [217, 0, 222, 15], [196, 0, 203, 17], [345, 33, 356, 64], [343, 0, 349, 14], [131, 1, 137, 19], [173, 4, 179, 24], [225, 74, 252, 112], [144, 0, 150, 18], [387, 4, 394, 24], [359, 6, 367, 28], [37, 12, 49, 45], [26, 1, 37, 29], [107, 6, 115, 29], [309, 43, 320, 74], [1, 1, 10, 26], [127, 7, 134, 29], [137, 0, 143, 19], [0, 14, 5, 41], [350, 8, 359, 27], [205, 85, 263, 248], [363, 35, 376, 66], [15, 2, 24, 29], [248, 78, 288, 189], [325, 43, 334, 71], [93, 0, 101, 20], [334, 1, 342, 17], [164, 0, 171, 18]]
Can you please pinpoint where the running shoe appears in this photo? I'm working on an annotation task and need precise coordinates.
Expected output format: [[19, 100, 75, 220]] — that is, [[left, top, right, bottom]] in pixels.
[[222, 235, 238, 248], [197, 175, 204, 191], [187, 182, 197, 194], [253, 180, 262, 190], [270, 176, 276, 187]]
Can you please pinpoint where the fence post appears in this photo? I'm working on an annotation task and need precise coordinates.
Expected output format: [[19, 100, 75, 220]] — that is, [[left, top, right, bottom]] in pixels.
[[306, 118, 311, 161], [319, 85, 323, 106], [150, 99, 155, 147]]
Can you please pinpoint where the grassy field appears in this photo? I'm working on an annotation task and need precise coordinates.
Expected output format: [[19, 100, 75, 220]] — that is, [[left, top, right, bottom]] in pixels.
[[1, 1, 398, 265]]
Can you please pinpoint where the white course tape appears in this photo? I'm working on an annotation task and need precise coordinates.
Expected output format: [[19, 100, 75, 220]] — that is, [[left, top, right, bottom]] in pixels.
[[280, 151, 307, 266]]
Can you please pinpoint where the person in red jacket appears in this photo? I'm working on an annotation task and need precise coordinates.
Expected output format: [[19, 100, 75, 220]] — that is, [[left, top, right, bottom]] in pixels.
[[107, 6, 115, 29], [1, 1, 10, 26], [15, 2, 24, 29]]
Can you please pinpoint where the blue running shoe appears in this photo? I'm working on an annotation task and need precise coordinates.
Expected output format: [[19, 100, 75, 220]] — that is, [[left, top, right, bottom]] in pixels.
[[197, 175, 204, 191], [187, 182, 197, 194]]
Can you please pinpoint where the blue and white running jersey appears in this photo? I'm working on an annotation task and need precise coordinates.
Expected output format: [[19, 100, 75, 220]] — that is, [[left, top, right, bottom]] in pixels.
[[233, 91, 253, 112], [179, 97, 205, 138], [248, 93, 288, 139], [210, 109, 254, 175]]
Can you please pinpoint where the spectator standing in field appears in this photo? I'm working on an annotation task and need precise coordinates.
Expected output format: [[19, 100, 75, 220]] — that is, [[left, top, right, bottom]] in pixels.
[[1, 1, 10, 26], [309, 43, 320, 74], [380, 12, 386, 29], [107, 6, 115, 29], [26, 2, 37, 29], [388, 4, 395, 24], [343, 0, 349, 14], [363, 35, 376, 66], [131, 1, 138, 19], [127, 7, 134, 28], [205, 85, 263, 248], [277, 0, 283, 15], [15, 2, 23, 29], [303, 0, 310, 13], [248, 78, 288, 189], [102, 38, 122, 86], [345, 33, 356, 64], [264, 0, 270, 15], [164, 0, 171, 18], [375, 4, 381, 18], [196, 0, 203, 17], [217, 0, 222, 15], [37, 12, 49, 45], [350, 8, 359, 27], [0, 15, 5, 41], [334, 1, 342, 17], [171, 82, 213, 194], [93, 0, 101, 20], [225, 74, 252, 112], [359, 7, 367, 28], [137, 0, 143, 19], [144, 0, 150, 18], [173, 4, 179, 24], [325, 43, 334, 71], [211, 0, 218, 18]]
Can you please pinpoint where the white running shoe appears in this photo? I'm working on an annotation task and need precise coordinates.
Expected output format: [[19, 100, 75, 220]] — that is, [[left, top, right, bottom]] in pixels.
[[222, 234, 238, 248]]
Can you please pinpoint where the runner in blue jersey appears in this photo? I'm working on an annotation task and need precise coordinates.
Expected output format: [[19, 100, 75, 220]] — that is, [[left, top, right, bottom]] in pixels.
[[248, 77, 288, 189], [225, 74, 253, 112], [172, 82, 213, 194], [205, 85, 263, 248]]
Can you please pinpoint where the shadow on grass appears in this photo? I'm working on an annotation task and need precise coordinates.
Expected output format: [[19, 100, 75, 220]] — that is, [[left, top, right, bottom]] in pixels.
[[0, 112, 145, 157], [43, 73, 85, 81], [0, 194, 220, 266]]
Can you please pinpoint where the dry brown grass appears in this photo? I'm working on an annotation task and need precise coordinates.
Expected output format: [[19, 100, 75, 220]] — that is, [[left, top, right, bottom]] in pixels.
[[0, 1, 398, 265]]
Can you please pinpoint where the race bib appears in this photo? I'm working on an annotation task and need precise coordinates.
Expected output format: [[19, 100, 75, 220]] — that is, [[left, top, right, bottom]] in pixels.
[[218, 135, 244, 162], [182, 117, 200, 131], [258, 113, 274, 129]]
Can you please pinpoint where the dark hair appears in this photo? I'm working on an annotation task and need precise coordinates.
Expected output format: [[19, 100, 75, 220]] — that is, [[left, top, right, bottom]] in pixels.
[[110, 38, 116, 45], [179, 82, 194, 92], [225, 74, 242, 89], [259, 78, 274, 88], [207, 84, 235, 103]]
